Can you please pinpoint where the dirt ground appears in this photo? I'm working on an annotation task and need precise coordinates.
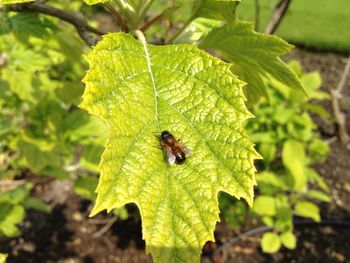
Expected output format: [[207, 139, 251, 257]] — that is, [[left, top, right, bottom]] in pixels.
[[0, 49, 349, 263]]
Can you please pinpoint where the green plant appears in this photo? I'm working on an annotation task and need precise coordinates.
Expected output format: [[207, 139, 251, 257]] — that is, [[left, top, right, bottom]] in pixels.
[[241, 61, 330, 253], [0, 0, 106, 236], [0, 0, 329, 262], [0, 182, 50, 237]]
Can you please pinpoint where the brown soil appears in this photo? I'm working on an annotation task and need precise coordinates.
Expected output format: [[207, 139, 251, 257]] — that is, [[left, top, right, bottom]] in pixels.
[[0, 48, 349, 263]]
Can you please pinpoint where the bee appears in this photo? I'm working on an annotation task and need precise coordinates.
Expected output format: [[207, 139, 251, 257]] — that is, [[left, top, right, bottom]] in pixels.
[[158, 130, 191, 165]]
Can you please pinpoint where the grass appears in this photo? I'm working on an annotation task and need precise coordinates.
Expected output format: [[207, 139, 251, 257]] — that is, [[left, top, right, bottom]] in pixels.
[[236, 0, 350, 53]]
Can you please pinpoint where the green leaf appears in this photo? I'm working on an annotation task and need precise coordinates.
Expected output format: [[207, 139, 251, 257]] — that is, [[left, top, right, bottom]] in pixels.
[[256, 172, 287, 190], [1, 13, 57, 41], [0, 204, 25, 237], [22, 197, 51, 213], [74, 175, 99, 201], [307, 190, 331, 203], [262, 216, 274, 227], [174, 18, 221, 44], [282, 140, 307, 191], [252, 196, 276, 216], [0, 184, 31, 205], [308, 139, 329, 164], [275, 195, 292, 232], [83, 0, 109, 5], [200, 21, 304, 104], [193, 0, 240, 21], [303, 103, 330, 119], [0, 0, 33, 3], [305, 168, 329, 193], [295, 201, 320, 222], [81, 32, 259, 262], [280, 231, 296, 249], [259, 143, 276, 165], [261, 232, 281, 253]]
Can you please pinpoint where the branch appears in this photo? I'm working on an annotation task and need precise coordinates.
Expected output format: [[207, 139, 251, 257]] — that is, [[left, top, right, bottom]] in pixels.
[[265, 0, 292, 34], [330, 55, 350, 147], [3, 1, 105, 46], [103, 2, 128, 32], [140, 12, 163, 32]]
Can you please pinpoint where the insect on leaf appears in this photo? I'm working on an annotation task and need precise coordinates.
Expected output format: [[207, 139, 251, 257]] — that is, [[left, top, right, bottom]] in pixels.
[[81, 32, 259, 263]]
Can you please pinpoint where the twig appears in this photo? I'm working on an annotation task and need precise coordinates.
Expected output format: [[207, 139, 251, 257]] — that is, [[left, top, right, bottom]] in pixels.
[[3, 2, 104, 46], [103, 2, 128, 32], [91, 217, 118, 239], [140, 12, 163, 32], [265, 0, 292, 34], [88, 218, 113, 225], [330, 55, 350, 147], [213, 226, 273, 255], [254, 0, 260, 31], [0, 179, 26, 192]]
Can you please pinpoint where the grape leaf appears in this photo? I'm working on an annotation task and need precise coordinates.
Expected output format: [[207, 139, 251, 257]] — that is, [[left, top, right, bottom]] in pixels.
[[81, 32, 258, 262], [200, 21, 304, 105], [193, 0, 240, 21], [0, 0, 33, 3]]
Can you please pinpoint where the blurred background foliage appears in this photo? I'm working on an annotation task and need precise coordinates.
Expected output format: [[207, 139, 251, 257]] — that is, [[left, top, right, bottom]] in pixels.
[[0, 0, 335, 257]]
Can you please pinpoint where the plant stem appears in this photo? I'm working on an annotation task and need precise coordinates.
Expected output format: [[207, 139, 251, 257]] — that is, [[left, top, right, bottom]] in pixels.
[[265, 0, 292, 34], [254, 0, 260, 31], [103, 2, 128, 32], [330, 55, 350, 147], [140, 12, 163, 32]]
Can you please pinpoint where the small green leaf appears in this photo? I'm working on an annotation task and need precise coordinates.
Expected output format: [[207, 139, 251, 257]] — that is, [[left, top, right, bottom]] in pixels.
[[0, 204, 25, 237], [253, 196, 276, 216], [256, 172, 287, 190], [0, 0, 33, 3], [112, 207, 129, 220], [200, 21, 304, 104], [303, 103, 330, 119], [308, 139, 330, 164], [259, 143, 276, 165], [81, 32, 259, 263], [9, 13, 57, 40], [74, 175, 99, 201], [282, 140, 307, 191], [261, 232, 281, 253], [280, 231, 296, 249], [83, 0, 109, 5], [295, 201, 320, 222], [22, 197, 51, 213], [307, 190, 331, 203], [262, 216, 274, 227], [305, 168, 330, 193]]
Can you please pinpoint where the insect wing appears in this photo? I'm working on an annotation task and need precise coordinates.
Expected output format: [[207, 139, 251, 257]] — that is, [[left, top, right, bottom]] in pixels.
[[164, 145, 176, 165], [182, 145, 192, 157]]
